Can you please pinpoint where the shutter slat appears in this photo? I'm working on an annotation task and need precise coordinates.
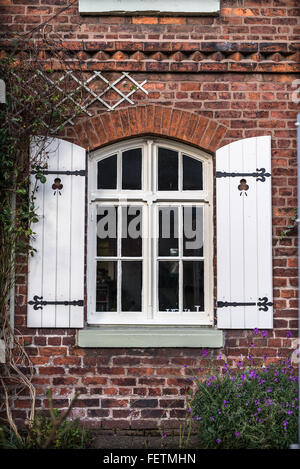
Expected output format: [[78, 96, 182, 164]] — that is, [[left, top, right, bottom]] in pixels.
[[42, 140, 59, 327], [229, 140, 246, 328], [216, 136, 273, 329], [27, 152, 44, 328], [257, 137, 273, 329], [216, 144, 231, 328], [243, 137, 259, 329], [56, 139, 73, 328], [27, 138, 86, 328]]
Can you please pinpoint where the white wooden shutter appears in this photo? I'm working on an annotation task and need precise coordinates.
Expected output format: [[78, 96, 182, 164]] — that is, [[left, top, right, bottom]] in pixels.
[[216, 136, 273, 329], [27, 138, 86, 328]]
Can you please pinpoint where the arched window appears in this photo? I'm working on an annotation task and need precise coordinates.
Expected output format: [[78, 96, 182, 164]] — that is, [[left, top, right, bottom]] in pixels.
[[87, 138, 213, 325]]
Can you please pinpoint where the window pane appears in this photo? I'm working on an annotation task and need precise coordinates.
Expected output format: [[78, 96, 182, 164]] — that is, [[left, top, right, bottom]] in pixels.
[[183, 155, 203, 190], [158, 207, 178, 257], [121, 206, 142, 257], [97, 206, 117, 257], [159, 261, 179, 311], [97, 154, 117, 189], [183, 261, 204, 311], [122, 261, 142, 311], [158, 147, 178, 191], [96, 261, 117, 312], [122, 148, 142, 190], [183, 206, 203, 257]]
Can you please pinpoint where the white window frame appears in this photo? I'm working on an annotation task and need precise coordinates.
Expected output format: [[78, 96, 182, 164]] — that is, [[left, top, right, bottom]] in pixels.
[[87, 138, 213, 325]]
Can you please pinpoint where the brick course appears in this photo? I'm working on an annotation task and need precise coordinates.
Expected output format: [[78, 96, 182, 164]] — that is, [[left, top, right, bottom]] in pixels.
[[0, 0, 299, 431]]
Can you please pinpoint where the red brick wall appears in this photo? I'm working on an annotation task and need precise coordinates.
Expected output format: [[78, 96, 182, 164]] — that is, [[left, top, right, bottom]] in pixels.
[[1, 0, 300, 431], [0, 0, 299, 42]]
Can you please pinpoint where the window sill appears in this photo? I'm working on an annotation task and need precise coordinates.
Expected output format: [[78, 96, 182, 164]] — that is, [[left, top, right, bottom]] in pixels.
[[79, 0, 220, 16], [77, 326, 223, 348]]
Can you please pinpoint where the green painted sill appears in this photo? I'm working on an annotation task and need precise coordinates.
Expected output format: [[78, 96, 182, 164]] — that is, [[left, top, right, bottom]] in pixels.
[[77, 326, 223, 348]]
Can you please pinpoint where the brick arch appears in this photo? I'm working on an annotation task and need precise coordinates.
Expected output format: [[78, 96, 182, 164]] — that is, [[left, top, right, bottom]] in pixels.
[[72, 104, 228, 154]]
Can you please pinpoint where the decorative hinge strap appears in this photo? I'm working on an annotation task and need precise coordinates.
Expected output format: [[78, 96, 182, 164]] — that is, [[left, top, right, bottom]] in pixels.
[[217, 297, 273, 312], [216, 167, 271, 182], [31, 170, 86, 176], [28, 295, 84, 310]]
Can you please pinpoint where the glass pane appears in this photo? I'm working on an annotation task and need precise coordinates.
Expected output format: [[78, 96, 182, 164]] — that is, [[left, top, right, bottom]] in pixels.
[[96, 206, 117, 257], [122, 261, 142, 311], [183, 206, 203, 257], [122, 148, 142, 190], [183, 155, 203, 190], [96, 261, 117, 312], [159, 261, 179, 311], [97, 154, 117, 189], [183, 261, 204, 311], [158, 207, 178, 257], [158, 147, 178, 191], [121, 206, 142, 257]]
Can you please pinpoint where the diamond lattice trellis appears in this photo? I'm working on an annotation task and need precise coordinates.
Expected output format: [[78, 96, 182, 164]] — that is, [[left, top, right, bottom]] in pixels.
[[38, 70, 148, 132], [10, 69, 148, 133]]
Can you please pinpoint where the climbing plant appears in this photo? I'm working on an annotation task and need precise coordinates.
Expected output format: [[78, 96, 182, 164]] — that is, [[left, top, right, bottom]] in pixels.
[[0, 36, 84, 444], [279, 207, 298, 240]]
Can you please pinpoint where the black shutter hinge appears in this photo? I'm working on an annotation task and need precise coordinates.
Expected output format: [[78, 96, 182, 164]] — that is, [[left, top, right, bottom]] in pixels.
[[217, 297, 273, 312], [28, 295, 84, 310], [216, 167, 271, 182], [31, 169, 86, 176]]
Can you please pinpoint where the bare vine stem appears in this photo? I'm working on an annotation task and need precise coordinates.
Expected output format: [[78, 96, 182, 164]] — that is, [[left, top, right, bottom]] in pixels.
[[0, 33, 85, 442]]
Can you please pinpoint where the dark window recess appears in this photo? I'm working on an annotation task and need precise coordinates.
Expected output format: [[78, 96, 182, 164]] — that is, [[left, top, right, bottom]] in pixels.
[[97, 154, 117, 189], [121, 261, 142, 312], [158, 147, 178, 191], [183, 261, 204, 311], [122, 148, 142, 190], [159, 261, 179, 311], [96, 261, 117, 312], [158, 207, 179, 257], [96, 206, 118, 257], [183, 155, 203, 190], [183, 206, 203, 257], [121, 206, 142, 257]]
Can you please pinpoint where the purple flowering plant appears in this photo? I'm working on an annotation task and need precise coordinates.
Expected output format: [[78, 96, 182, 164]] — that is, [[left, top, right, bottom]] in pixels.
[[188, 329, 299, 449]]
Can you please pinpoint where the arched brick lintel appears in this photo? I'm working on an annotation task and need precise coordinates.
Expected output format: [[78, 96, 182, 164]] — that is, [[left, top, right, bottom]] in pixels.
[[71, 105, 228, 154]]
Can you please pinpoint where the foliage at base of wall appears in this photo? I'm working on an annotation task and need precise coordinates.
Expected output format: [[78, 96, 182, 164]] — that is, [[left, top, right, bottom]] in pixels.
[[0, 411, 93, 450], [189, 360, 298, 449]]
